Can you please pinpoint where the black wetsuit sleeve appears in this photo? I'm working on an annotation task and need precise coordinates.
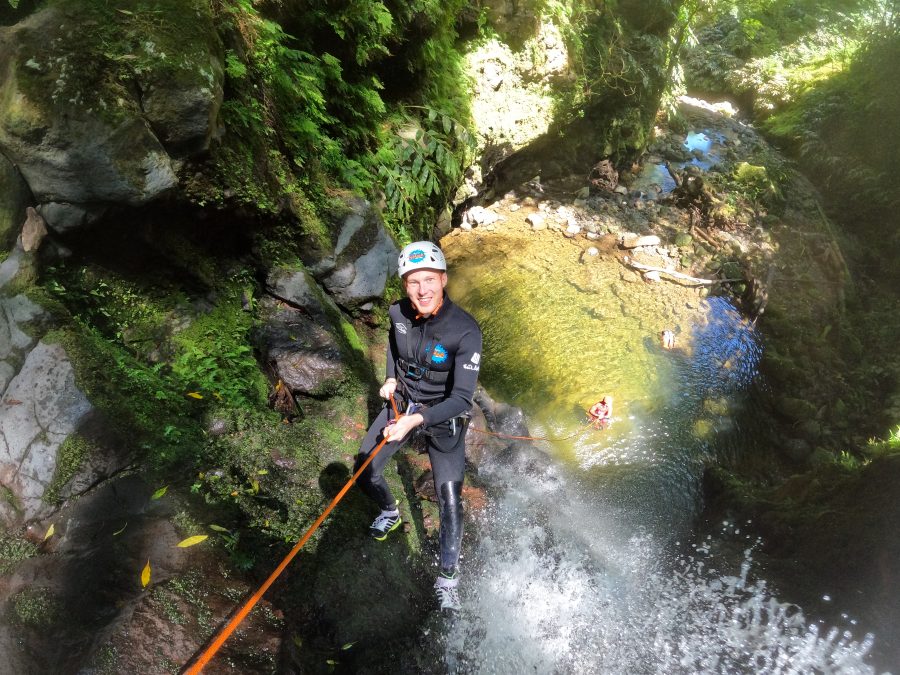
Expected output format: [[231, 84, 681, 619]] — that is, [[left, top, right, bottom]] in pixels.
[[385, 304, 400, 380], [385, 329, 397, 380], [420, 325, 482, 427]]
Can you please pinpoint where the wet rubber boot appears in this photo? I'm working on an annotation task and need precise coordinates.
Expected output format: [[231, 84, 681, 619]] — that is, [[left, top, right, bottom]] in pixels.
[[438, 481, 464, 571]]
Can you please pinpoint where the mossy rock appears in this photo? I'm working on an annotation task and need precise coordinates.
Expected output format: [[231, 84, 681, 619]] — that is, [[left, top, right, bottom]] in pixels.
[[720, 260, 742, 279], [674, 232, 693, 247], [0, 0, 223, 225]]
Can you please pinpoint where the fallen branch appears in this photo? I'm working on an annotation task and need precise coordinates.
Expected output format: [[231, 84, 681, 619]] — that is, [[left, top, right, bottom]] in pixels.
[[689, 223, 720, 249], [623, 256, 742, 285]]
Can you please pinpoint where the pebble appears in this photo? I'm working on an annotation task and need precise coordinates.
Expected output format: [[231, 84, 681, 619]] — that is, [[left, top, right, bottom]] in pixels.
[[526, 213, 546, 230]]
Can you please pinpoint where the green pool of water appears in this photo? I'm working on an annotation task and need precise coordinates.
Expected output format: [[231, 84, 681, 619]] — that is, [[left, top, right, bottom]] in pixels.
[[444, 226, 763, 531]]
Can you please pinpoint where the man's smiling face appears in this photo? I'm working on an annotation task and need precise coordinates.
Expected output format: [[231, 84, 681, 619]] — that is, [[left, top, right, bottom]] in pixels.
[[404, 268, 448, 316]]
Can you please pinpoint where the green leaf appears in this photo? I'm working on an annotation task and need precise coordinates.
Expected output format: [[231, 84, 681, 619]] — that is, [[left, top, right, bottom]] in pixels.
[[151, 486, 168, 500], [442, 115, 452, 135], [209, 524, 230, 533]]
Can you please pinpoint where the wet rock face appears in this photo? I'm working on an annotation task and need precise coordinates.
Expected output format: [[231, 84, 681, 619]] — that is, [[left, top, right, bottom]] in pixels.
[[256, 301, 346, 396], [0, 154, 31, 251], [266, 264, 338, 323], [474, 386, 529, 437], [0, 339, 91, 525], [306, 197, 399, 309], [0, 475, 283, 673], [0, 4, 224, 232]]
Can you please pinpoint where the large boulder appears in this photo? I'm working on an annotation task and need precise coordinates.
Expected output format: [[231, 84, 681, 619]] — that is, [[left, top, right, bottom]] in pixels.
[[464, 401, 507, 472], [0, 3, 224, 231], [474, 385, 530, 437], [307, 197, 399, 309], [255, 299, 346, 397], [266, 263, 341, 323]]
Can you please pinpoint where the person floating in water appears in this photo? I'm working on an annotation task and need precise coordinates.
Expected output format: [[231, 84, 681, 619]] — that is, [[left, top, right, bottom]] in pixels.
[[588, 396, 613, 429], [661, 329, 676, 350]]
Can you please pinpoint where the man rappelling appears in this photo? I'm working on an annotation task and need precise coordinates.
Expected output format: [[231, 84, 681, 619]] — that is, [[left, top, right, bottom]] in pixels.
[[354, 241, 483, 613]]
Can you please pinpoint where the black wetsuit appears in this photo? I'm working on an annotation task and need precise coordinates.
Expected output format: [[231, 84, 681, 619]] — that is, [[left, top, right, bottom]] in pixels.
[[356, 294, 482, 574]]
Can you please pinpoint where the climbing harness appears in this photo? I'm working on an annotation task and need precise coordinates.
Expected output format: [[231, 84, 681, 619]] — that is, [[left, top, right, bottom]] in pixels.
[[183, 396, 404, 673]]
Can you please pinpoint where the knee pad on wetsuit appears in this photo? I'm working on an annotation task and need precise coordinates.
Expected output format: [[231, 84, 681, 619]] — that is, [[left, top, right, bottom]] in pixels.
[[438, 481, 464, 573]]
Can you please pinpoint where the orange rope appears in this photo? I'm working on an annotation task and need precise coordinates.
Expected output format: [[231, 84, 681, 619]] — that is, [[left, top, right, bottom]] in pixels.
[[184, 399, 589, 670], [184, 399, 401, 673]]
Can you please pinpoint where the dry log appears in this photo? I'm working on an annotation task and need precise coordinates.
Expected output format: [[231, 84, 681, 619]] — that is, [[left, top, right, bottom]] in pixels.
[[622, 256, 742, 286]]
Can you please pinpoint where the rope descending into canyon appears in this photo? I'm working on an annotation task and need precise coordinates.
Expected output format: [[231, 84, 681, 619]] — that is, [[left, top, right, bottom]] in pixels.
[[183, 399, 402, 673]]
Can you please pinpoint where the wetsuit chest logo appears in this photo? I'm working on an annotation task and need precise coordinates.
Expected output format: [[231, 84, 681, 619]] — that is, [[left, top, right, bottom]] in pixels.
[[431, 343, 448, 363]]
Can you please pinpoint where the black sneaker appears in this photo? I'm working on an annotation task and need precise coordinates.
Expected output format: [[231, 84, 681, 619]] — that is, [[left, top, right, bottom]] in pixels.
[[434, 574, 461, 612], [369, 511, 402, 541]]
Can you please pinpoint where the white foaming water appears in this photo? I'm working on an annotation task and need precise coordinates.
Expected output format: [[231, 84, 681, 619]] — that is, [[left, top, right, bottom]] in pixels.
[[445, 468, 883, 674]]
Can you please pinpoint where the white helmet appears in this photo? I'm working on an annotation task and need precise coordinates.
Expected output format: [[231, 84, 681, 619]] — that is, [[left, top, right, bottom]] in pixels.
[[398, 241, 447, 277]]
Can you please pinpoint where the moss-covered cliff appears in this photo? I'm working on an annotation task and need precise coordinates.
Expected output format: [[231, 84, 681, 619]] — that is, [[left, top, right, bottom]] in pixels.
[[0, 1, 684, 671]]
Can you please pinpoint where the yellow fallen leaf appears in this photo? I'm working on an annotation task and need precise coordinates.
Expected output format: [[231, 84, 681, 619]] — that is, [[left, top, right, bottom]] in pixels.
[[43, 523, 55, 541], [213, 392, 223, 401], [176, 535, 208, 548], [141, 560, 151, 588], [187, 392, 203, 399]]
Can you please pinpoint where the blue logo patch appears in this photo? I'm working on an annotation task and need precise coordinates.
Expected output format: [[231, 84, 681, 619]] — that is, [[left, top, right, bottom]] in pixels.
[[431, 344, 448, 363], [409, 249, 426, 263]]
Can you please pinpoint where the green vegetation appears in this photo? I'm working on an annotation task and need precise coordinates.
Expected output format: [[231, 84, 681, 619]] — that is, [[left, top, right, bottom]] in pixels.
[[0, 532, 38, 575], [197, 382, 367, 547], [682, 1, 900, 242], [166, 570, 213, 635], [10, 586, 62, 628], [12, 0, 219, 122], [43, 433, 95, 506], [185, 0, 475, 242], [375, 106, 476, 240]]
